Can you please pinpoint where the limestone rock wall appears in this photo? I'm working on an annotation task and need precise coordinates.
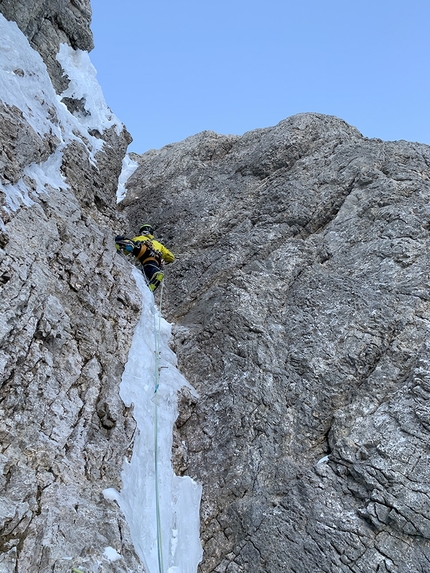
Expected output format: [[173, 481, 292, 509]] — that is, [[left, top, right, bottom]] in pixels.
[[0, 6, 144, 572], [121, 113, 430, 572]]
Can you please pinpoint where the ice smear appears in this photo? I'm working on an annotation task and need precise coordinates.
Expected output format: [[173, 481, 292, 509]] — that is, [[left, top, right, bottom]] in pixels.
[[0, 15, 69, 210], [118, 268, 202, 573], [0, 15, 106, 149], [117, 154, 139, 203], [57, 44, 122, 137], [1, 149, 68, 211], [0, 15, 62, 139]]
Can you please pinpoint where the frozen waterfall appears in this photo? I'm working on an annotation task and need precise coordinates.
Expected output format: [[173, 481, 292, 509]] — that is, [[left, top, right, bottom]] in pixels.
[[111, 268, 202, 573]]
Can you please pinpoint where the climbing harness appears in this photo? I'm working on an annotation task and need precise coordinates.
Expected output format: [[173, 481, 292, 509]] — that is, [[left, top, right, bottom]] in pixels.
[[135, 239, 164, 267], [115, 235, 166, 293], [153, 278, 165, 573], [115, 235, 163, 267]]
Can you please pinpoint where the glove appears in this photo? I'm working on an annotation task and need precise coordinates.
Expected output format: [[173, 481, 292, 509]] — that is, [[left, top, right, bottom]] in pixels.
[[115, 237, 136, 253], [115, 235, 124, 242]]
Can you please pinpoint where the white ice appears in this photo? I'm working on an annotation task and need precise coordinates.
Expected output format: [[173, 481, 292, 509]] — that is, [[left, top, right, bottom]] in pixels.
[[118, 268, 202, 573], [116, 154, 139, 203], [102, 488, 120, 502], [57, 44, 122, 137]]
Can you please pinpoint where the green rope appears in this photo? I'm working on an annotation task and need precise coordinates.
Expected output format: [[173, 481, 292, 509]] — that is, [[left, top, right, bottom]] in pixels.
[[153, 279, 165, 573]]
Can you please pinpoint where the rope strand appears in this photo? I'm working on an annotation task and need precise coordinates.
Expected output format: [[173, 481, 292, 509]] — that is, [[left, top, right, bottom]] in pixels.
[[153, 279, 165, 573]]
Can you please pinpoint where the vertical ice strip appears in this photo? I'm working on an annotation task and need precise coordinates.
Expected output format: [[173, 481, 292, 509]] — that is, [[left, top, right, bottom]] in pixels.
[[116, 154, 139, 203], [119, 268, 202, 573]]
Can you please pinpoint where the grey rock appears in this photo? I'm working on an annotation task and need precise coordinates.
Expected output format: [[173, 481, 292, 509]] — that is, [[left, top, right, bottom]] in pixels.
[[122, 113, 430, 572], [0, 182, 143, 571], [60, 124, 132, 216], [0, 101, 59, 185], [0, 3, 142, 569]]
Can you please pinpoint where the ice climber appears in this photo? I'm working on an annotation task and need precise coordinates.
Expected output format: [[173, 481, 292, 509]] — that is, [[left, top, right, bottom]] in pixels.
[[115, 223, 175, 291]]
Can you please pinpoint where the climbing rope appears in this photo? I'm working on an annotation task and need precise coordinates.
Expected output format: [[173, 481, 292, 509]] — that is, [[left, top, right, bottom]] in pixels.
[[153, 278, 165, 573]]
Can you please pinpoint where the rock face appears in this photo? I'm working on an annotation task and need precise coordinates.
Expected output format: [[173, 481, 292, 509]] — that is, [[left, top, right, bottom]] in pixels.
[[121, 113, 430, 572], [0, 6, 144, 572]]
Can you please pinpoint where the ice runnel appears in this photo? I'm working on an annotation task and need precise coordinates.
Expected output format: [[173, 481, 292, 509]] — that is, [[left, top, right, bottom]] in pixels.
[[118, 268, 202, 573]]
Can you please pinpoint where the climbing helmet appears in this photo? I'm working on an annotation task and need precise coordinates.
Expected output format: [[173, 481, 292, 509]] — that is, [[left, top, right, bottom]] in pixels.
[[139, 223, 154, 236]]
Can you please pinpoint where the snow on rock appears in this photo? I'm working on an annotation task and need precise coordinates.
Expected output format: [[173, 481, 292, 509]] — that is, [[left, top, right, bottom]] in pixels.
[[118, 268, 203, 573], [0, 15, 103, 149], [103, 546, 122, 562], [102, 488, 121, 502], [0, 16, 61, 139], [57, 43, 122, 136], [1, 149, 67, 210], [0, 14, 126, 211]]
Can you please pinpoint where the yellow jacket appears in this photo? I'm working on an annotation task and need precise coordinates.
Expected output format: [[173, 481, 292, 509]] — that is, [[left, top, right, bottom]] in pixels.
[[132, 234, 175, 264]]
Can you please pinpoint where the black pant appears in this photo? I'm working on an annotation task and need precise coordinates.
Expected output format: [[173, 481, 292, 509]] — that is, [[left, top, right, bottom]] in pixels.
[[142, 261, 161, 281]]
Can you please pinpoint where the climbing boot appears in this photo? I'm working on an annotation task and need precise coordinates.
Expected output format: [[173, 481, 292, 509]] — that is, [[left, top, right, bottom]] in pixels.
[[148, 271, 164, 292]]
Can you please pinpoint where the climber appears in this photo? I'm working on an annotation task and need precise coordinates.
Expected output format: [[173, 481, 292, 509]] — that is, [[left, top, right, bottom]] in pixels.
[[115, 223, 175, 291]]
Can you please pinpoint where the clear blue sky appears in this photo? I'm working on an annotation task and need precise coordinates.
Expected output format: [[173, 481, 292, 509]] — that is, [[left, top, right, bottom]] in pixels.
[[90, 0, 430, 153]]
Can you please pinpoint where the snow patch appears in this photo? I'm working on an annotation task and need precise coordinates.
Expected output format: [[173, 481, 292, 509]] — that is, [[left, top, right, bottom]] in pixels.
[[1, 147, 68, 211], [0, 14, 126, 211], [102, 488, 120, 502], [103, 547, 122, 562], [0, 16, 61, 139]]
